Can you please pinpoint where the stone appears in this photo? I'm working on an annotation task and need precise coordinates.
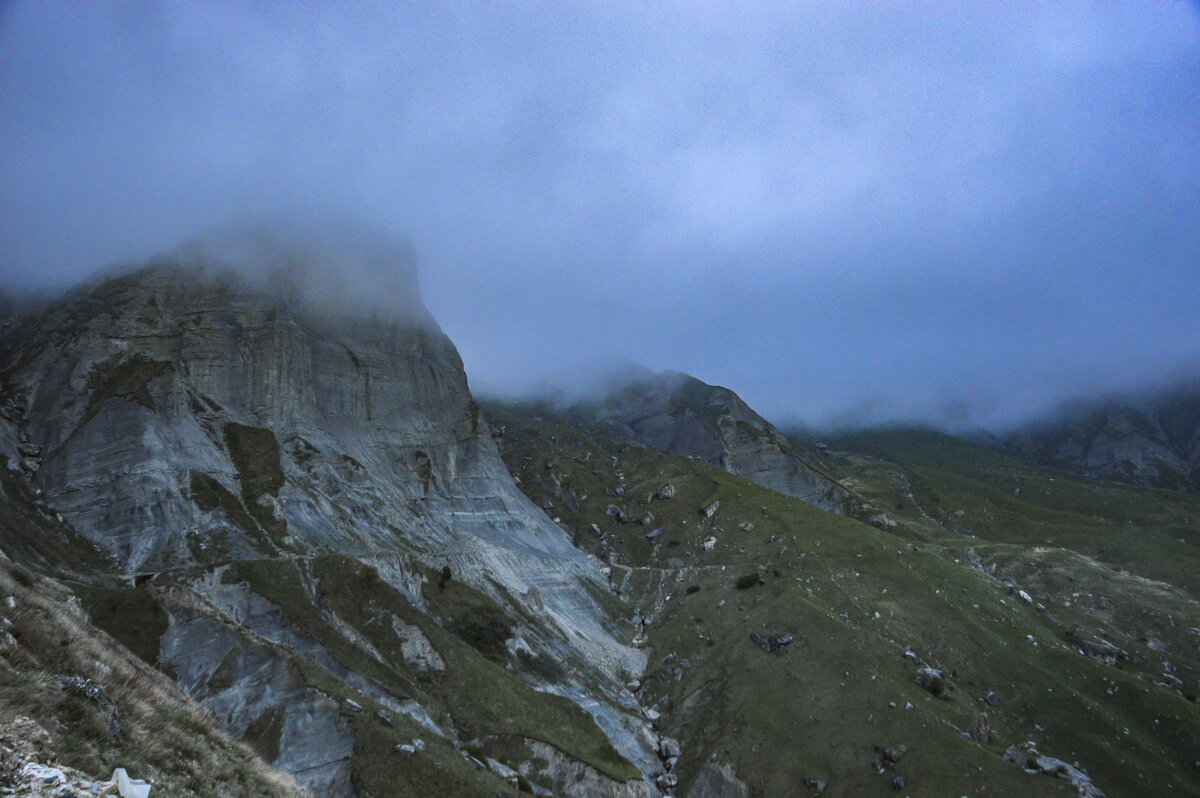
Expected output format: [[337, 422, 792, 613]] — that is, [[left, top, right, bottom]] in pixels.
[[984, 691, 1000, 706], [376, 710, 392, 727], [750, 633, 794, 653], [657, 484, 675, 500], [737, 521, 754, 533], [969, 714, 989, 744], [701, 535, 717, 551], [1033, 756, 1105, 797], [111, 768, 152, 798], [891, 776, 905, 790], [17, 442, 40, 457], [1002, 746, 1027, 769], [659, 737, 682, 759], [875, 745, 907, 768], [915, 667, 948, 696], [803, 777, 827, 795], [637, 511, 655, 526], [701, 500, 720, 518]]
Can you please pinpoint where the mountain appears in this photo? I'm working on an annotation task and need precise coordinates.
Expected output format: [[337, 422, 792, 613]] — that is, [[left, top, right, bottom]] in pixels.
[[0, 232, 654, 796], [1003, 381, 1200, 492], [545, 370, 864, 516], [484, 401, 1200, 798], [3, 231, 1199, 797]]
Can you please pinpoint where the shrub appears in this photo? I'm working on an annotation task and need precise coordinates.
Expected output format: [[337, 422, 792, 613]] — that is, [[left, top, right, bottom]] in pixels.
[[735, 573, 760, 590]]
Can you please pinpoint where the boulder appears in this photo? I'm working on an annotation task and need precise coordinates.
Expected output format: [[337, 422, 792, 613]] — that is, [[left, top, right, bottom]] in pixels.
[[750, 633, 794, 653], [915, 667, 948, 696], [1002, 746, 1027, 769], [969, 714, 989, 744]]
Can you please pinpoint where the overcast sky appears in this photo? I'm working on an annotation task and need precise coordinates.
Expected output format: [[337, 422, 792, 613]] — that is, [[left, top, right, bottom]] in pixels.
[[1, 2, 1197, 429]]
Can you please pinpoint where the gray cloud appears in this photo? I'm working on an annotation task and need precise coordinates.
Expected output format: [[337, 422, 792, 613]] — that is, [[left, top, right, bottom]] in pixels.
[[1, 1, 1197, 429]]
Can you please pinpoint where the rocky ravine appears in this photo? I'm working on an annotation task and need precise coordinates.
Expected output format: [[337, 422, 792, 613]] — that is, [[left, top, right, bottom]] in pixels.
[[0, 233, 658, 796]]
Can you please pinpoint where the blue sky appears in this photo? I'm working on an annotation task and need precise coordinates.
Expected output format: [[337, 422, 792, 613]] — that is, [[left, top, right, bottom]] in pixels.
[[1, 2, 1197, 428]]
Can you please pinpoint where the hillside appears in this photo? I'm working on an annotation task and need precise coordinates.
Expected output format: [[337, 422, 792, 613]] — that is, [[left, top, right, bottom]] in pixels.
[[483, 400, 1200, 797], [519, 371, 861, 516], [1003, 382, 1200, 492]]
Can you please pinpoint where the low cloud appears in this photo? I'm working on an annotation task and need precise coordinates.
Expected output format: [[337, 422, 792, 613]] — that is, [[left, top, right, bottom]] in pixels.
[[2, 2, 1197, 430]]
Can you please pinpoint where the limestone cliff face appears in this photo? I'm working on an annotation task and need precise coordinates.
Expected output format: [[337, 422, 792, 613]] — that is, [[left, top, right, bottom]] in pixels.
[[579, 371, 857, 514], [0, 234, 654, 797]]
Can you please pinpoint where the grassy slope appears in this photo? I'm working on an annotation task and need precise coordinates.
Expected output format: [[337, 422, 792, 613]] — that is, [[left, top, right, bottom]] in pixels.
[[484, 401, 1200, 798], [219, 555, 639, 794], [0, 561, 304, 797]]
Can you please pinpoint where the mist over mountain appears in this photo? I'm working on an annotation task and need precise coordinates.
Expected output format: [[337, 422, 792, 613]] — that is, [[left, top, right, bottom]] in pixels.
[[2, 2, 1198, 430], [2, 5, 1200, 793]]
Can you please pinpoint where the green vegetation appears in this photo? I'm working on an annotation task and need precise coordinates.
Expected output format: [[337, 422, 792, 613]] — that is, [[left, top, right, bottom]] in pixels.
[[224, 555, 640, 787], [74, 585, 168, 667], [224, 423, 286, 500], [85, 353, 172, 418], [0, 562, 304, 797], [486, 400, 1200, 798]]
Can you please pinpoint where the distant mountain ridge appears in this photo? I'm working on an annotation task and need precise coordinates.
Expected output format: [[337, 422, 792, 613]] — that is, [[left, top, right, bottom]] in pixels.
[[559, 370, 865, 515], [1003, 379, 1200, 492]]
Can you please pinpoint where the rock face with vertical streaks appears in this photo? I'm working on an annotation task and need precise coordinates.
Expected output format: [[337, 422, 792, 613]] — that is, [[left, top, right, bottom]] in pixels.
[[0, 228, 654, 797]]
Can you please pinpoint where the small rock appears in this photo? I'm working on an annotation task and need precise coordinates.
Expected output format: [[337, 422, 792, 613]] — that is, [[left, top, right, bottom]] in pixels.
[[659, 737, 682, 759], [984, 690, 1000, 706], [657, 484, 676, 500], [1002, 746, 1027, 769], [969, 714, 990, 744], [903, 649, 919, 664], [876, 745, 907, 767], [915, 667, 948, 696], [1018, 589, 1033, 605], [395, 744, 416, 756], [376, 710, 392, 727], [701, 535, 717, 552], [803, 777, 827, 795], [891, 775, 905, 790], [738, 521, 754, 533], [17, 442, 40, 457], [645, 528, 664, 541], [342, 698, 363, 713], [700, 500, 720, 519], [638, 512, 656, 526]]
